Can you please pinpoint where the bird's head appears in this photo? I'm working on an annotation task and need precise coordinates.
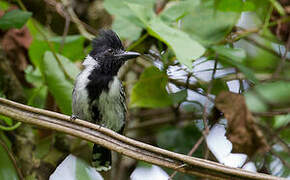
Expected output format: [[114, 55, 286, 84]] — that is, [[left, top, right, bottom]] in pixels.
[[83, 29, 140, 75]]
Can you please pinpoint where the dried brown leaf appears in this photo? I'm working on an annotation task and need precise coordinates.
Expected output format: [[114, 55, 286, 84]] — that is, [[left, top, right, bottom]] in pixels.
[[215, 91, 269, 157]]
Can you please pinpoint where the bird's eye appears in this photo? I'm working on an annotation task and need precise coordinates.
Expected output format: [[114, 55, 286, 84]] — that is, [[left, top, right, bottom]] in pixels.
[[107, 48, 113, 53]]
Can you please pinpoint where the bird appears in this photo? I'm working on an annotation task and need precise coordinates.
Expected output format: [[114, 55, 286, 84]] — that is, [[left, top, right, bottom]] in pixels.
[[71, 29, 140, 171]]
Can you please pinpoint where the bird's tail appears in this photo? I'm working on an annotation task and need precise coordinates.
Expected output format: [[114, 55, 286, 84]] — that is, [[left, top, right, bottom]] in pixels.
[[92, 144, 112, 171]]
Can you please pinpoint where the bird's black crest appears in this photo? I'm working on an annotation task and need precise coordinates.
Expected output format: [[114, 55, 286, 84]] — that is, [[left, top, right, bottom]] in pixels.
[[90, 30, 124, 57]]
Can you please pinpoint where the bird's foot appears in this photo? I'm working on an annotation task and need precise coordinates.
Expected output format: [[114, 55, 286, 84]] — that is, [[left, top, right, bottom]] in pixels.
[[70, 115, 77, 121], [98, 123, 104, 130]]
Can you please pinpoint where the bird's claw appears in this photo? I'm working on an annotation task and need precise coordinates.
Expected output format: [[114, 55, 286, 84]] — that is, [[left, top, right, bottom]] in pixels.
[[70, 115, 77, 121]]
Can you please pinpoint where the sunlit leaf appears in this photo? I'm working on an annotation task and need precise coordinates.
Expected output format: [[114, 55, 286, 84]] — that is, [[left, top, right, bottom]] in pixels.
[[160, 0, 199, 22], [112, 16, 142, 41], [48, 35, 86, 61], [182, 0, 240, 46], [147, 18, 205, 68], [43, 51, 80, 115], [29, 36, 85, 71]]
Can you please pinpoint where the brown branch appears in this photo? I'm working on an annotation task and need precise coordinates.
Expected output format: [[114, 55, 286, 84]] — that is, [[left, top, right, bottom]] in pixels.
[[0, 98, 284, 180], [253, 108, 290, 117]]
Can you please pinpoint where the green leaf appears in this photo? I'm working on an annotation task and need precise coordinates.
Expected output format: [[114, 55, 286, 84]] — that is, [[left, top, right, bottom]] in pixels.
[[268, 0, 285, 16], [245, 81, 290, 112], [0, 9, 32, 30], [0, 141, 19, 180], [24, 66, 48, 108], [29, 36, 85, 71], [212, 45, 247, 63], [48, 35, 86, 61], [213, 46, 258, 83], [104, 0, 155, 28], [28, 40, 49, 73], [112, 16, 142, 41], [170, 89, 187, 104], [25, 65, 44, 87], [0, 115, 12, 126], [182, 0, 240, 46], [157, 124, 202, 156], [130, 67, 172, 108], [211, 79, 229, 95], [43, 51, 80, 115], [274, 114, 290, 129], [236, 39, 280, 73], [147, 18, 205, 68], [0, 1, 10, 10], [160, 0, 199, 22], [215, 0, 244, 12]]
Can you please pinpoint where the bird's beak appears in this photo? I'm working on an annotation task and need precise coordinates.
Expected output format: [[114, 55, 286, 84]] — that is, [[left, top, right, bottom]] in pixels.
[[115, 51, 140, 60]]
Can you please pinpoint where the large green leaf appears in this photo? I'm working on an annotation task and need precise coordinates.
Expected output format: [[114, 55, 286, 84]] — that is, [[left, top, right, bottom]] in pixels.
[[147, 18, 205, 68], [49, 35, 86, 61], [43, 51, 80, 115], [104, 0, 155, 28], [112, 16, 142, 41], [29, 35, 85, 71], [0, 140, 19, 180], [0, 9, 32, 30], [182, 0, 240, 46], [130, 67, 172, 108], [106, 0, 205, 68], [160, 0, 200, 23]]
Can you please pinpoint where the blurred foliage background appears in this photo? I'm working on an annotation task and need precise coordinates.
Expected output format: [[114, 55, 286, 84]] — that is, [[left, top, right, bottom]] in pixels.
[[0, 0, 289, 179]]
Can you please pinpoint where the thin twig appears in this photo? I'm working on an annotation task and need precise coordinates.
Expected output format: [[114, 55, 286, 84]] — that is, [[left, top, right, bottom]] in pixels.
[[0, 98, 282, 180], [16, 0, 75, 83], [169, 136, 205, 180], [61, 0, 94, 40], [273, 33, 290, 77], [270, 149, 290, 170], [60, 11, 71, 53]]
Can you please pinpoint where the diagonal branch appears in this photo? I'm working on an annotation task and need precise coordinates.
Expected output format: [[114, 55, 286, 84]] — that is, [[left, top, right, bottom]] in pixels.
[[0, 98, 284, 180]]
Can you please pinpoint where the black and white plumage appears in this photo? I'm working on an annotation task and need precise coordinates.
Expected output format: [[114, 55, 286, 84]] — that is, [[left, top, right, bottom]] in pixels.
[[72, 30, 140, 171]]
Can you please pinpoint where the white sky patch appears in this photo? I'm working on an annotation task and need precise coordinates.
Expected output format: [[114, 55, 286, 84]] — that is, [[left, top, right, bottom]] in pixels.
[[206, 124, 248, 168], [243, 162, 257, 172], [227, 80, 240, 93], [130, 165, 169, 180], [49, 154, 103, 180]]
